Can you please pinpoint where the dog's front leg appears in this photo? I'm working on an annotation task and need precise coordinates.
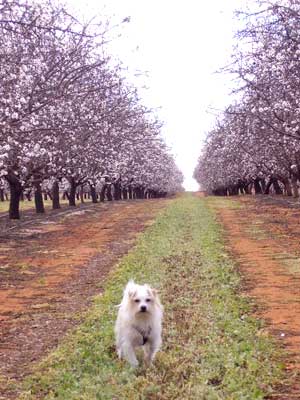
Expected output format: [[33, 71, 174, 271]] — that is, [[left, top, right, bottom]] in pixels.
[[143, 339, 160, 365], [122, 343, 139, 367], [143, 343, 152, 365]]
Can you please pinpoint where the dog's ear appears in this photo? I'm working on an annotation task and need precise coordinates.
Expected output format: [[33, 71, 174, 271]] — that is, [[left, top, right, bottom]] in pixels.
[[148, 287, 163, 310], [125, 280, 137, 299], [147, 287, 158, 298], [127, 289, 137, 299]]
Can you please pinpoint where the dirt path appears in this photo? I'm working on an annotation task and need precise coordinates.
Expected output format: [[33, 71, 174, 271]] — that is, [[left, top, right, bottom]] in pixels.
[[208, 195, 300, 399], [0, 199, 168, 399]]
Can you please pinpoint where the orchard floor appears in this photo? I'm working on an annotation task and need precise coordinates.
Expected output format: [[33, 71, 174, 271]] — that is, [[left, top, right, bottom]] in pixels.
[[1, 195, 300, 399], [0, 199, 168, 399], [207, 194, 300, 399]]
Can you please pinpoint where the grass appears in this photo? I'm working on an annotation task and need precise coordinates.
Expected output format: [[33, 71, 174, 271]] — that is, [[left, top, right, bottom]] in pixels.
[[18, 195, 283, 399], [204, 196, 243, 210], [0, 199, 82, 213]]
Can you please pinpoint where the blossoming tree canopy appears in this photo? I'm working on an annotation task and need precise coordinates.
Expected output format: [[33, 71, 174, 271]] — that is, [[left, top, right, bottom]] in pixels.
[[0, 0, 183, 219], [194, 0, 300, 197]]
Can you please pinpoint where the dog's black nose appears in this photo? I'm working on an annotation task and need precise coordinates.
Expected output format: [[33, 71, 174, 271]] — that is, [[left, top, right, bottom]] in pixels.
[[140, 305, 147, 312]]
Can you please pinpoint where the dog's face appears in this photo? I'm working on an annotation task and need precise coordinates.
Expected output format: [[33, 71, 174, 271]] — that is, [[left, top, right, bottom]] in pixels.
[[124, 282, 159, 316]]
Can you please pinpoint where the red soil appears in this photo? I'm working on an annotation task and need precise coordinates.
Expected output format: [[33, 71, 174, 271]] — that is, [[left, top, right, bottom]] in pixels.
[[209, 195, 300, 399]]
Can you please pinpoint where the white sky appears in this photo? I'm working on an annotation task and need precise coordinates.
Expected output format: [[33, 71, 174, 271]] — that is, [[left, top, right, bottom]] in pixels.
[[67, 0, 245, 191]]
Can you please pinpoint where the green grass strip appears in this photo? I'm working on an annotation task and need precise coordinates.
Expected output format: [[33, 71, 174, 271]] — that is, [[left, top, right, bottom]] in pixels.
[[19, 195, 283, 400]]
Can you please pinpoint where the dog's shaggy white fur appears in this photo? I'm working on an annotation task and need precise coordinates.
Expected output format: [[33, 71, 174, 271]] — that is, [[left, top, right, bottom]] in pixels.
[[115, 280, 163, 367]]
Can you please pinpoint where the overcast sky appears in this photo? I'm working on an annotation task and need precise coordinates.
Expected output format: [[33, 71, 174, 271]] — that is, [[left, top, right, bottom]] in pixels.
[[68, 0, 245, 190]]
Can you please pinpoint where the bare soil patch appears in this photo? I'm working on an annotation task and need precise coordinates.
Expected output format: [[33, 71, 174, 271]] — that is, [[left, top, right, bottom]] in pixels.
[[0, 199, 168, 399], [208, 195, 300, 399]]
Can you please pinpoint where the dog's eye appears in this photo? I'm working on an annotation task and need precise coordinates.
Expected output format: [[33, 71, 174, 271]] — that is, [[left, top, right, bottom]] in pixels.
[[146, 298, 151, 302], [134, 299, 140, 303]]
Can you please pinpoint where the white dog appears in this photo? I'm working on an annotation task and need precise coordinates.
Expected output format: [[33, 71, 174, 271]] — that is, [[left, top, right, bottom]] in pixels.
[[115, 280, 163, 367]]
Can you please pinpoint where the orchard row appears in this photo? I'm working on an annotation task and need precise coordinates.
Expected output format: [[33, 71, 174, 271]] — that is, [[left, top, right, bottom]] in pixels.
[[194, 0, 300, 197], [0, 0, 183, 219]]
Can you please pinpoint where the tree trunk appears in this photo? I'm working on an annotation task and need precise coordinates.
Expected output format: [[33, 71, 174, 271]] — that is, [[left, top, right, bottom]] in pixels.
[[34, 181, 45, 213], [228, 185, 238, 196], [69, 178, 76, 206], [282, 179, 293, 196], [80, 185, 84, 203], [8, 178, 22, 219], [139, 186, 145, 199], [264, 177, 282, 195], [243, 183, 251, 194], [128, 185, 133, 200], [90, 184, 98, 203], [0, 189, 4, 202], [122, 188, 128, 200], [106, 184, 113, 201], [264, 178, 272, 195], [100, 184, 106, 202], [113, 181, 121, 200], [273, 178, 283, 195], [52, 180, 61, 209], [291, 175, 299, 198], [260, 179, 266, 193], [135, 187, 141, 199], [254, 178, 262, 194]]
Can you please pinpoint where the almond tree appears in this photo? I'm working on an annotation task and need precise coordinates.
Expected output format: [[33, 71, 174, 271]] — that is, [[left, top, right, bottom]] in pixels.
[[194, 0, 300, 196], [0, 0, 183, 219], [0, 0, 109, 218]]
